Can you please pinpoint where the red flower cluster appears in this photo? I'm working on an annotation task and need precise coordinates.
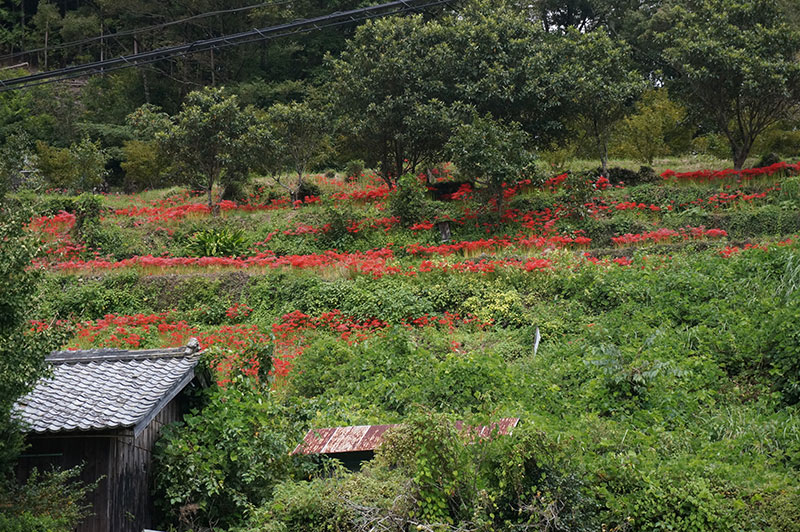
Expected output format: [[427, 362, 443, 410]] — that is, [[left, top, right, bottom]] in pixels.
[[611, 226, 727, 246], [543, 173, 569, 191], [226, 303, 253, 319], [406, 234, 591, 257], [661, 161, 800, 183]]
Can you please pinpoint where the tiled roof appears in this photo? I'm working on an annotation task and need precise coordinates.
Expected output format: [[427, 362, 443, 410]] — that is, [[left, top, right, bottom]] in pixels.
[[292, 417, 520, 455], [14, 343, 201, 435]]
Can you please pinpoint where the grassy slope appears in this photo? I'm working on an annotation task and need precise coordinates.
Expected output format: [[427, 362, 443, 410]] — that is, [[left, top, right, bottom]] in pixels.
[[27, 160, 800, 529]]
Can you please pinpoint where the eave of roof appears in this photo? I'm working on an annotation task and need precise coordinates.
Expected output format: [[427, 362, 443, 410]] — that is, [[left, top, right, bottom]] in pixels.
[[14, 342, 202, 435]]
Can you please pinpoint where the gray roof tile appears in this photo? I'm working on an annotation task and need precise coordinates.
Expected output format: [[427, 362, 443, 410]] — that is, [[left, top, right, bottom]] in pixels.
[[14, 345, 201, 434]]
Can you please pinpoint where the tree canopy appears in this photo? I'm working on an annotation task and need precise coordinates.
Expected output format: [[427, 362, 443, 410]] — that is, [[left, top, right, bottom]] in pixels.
[[653, 0, 800, 169]]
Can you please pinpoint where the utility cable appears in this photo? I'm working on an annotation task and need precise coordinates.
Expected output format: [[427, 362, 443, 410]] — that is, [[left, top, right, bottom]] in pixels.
[[0, 0, 295, 62], [0, 0, 457, 92]]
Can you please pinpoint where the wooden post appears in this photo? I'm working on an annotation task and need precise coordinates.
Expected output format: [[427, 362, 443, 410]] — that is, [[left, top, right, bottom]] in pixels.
[[436, 221, 451, 242]]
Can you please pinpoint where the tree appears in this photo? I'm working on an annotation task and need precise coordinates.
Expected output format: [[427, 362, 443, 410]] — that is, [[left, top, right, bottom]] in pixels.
[[564, 29, 644, 175], [652, 0, 800, 169], [158, 88, 261, 208], [614, 89, 691, 164], [35, 137, 109, 192], [327, 15, 459, 187], [327, 2, 569, 187], [29, 1, 61, 70], [0, 199, 64, 476], [446, 113, 534, 211], [264, 101, 329, 200]]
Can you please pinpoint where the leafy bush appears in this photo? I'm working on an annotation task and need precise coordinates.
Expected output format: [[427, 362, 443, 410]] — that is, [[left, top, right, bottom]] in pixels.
[[153, 373, 313, 530], [344, 159, 364, 181], [35, 137, 108, 192], [389, 173, 429, 227], [295, 179, 321, 201], [0, 467, 96, 532], [446, 113, 535, 210], [292, 329, 507, 415], [755, 152, 782, 168], [184, 227, 248, 257], [120, 139, 167, 191]]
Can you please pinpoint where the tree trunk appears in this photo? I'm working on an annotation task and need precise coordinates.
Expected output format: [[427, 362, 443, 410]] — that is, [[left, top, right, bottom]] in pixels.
[[44, 27, 48, 70], [600, 138, 609, 177], [207, 174, 214, 210], [210, 49, 216, 86], [732, 141, 752, 171]]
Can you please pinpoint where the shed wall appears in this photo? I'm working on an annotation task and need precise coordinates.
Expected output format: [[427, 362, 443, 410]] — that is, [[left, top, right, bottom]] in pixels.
[[17, 433, 113, 532], [109, 397, 181, 532]]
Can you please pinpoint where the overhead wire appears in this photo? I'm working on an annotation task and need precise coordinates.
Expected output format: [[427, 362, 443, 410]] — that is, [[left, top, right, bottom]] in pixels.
[[0, 0, 296, 62], [0, 0, 457, 92]]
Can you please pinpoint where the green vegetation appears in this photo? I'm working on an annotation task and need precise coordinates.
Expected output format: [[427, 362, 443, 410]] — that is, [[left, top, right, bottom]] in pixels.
[[0, 0, 799, 530]]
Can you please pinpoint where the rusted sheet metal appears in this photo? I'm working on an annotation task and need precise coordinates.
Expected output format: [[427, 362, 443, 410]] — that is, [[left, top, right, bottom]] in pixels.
[[455, 417, 520, 441], [292, 424, 396, 455], [292, 418, 520, 455]]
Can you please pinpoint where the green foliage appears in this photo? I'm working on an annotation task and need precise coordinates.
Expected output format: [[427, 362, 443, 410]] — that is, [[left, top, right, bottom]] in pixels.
[[564, 29, 645, 174], [654, 0, 800, 169], [158, 88, 262, 208], [343, 159, 364, 181], [0, 204, 65, 474], [328, 3, 566, 185], [292, 329, 508, 415], [34, 137, 109, 192], [0, 467, 97, 532], [264, 101, 330, 198], [121, 140, 168, 191], [765, 284, 800, 404], [389, 173, 429, 227], [614, 89, 692, 163], [446, 113, 535, 209], [153, 373, 312, 530], [184, 227, 248, 258]]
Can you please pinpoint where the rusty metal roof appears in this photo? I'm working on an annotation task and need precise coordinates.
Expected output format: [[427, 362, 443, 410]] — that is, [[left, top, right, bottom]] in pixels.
[[292, 417, 520, 455]]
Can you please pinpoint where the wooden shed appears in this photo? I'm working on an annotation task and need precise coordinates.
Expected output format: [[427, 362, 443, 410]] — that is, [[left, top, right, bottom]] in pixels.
[[13, 341, 204, 532]]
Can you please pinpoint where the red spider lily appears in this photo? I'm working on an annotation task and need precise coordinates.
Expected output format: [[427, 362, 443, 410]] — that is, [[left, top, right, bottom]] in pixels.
[[611, 226, 727, 246], [661, 161, 800, 183]]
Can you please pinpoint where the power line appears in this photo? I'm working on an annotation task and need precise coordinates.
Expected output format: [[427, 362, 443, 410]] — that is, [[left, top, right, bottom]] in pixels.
[[0, 0, 295, 62], [0, 0, 456, 92]]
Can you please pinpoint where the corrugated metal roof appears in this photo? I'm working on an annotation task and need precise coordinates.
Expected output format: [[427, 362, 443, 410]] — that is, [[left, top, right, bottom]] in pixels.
[[13, 343, 201, 435], [292, 417, 520, 455]]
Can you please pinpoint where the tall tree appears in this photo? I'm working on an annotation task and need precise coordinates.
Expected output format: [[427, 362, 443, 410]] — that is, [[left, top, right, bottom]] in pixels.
[[328, 1, 568, 186], [264, 101, 330, 200], [565, 29, 644, 175], [652, 0, 800, 169], [158, 87, 261, 208]]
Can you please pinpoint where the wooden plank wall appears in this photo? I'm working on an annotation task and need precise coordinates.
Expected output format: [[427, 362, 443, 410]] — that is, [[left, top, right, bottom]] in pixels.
[[109, 398, 181, 532], [17, 434, 113, 532]]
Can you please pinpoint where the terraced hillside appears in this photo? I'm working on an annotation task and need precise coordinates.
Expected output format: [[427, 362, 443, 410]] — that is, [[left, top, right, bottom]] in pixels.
[[19, 161, 800, 530]]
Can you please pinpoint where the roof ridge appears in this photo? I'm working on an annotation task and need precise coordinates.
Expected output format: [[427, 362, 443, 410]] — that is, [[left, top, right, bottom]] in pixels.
[[47, 339, 202, 364]]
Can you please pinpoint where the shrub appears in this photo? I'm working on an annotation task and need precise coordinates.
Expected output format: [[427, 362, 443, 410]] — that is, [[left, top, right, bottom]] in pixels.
[[153, 373, 313, 530], [344, 159, 365, 182], [0, 467, 97, 532], [35, 137, 108, 192], [446, 113, 534, 210], [389, 173, 429, 227], [120, 139, 167, 191], [184, 227, 248, 257], [295, 179, 321, 202], [755, 152, 782, 168]]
